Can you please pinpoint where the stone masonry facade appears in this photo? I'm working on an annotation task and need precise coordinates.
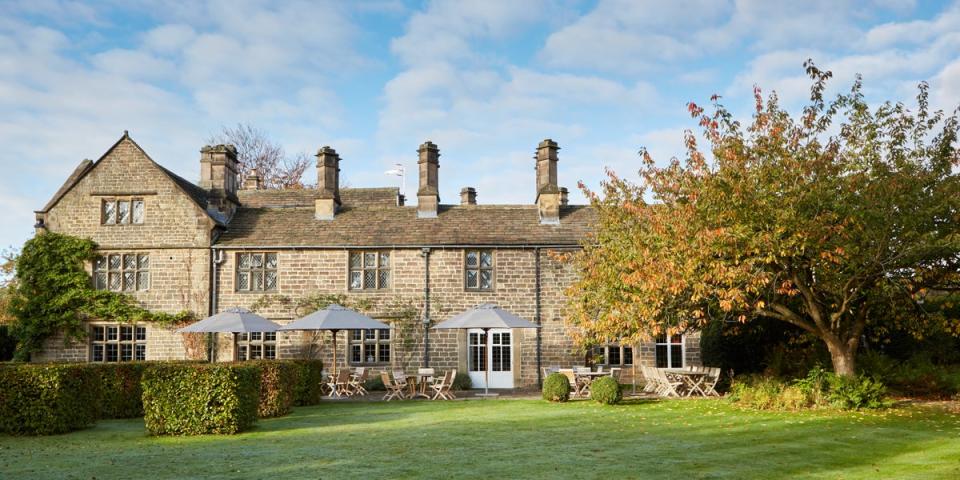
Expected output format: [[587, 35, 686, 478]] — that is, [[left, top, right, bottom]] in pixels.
[[32, 132, 701, 387]]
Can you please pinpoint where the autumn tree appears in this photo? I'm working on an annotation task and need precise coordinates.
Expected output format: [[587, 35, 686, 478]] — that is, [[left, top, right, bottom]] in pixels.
[[207, 123, 310, 189], [566, 62, 960, 376]]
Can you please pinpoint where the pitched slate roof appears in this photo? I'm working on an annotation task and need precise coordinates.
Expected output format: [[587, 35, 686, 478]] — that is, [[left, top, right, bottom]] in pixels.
[[215, 204, 594, 247], [237, 187, 400, 208]]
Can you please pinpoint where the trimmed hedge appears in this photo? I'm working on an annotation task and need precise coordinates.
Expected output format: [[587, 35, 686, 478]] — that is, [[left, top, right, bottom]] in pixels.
[[253, 361, 299, 418], [288, 359, 324, 406], [93, 363, 150, 419], [452, 372, 472, 391], [0, 363, 101, 435], [542, 372, 570, 402], [590, 376, 623, 405], [142, 363, 261, 436]]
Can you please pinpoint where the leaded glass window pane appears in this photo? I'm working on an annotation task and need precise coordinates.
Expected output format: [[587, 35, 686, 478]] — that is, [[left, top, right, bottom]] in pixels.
[[138, 254, 149, 269], [466, 251, 478, 267], [378, 270, 389, 289], [103, 200, 116, 224], [466, 270, 478, 288], [480, 252, 493, 268], [379, 253, 389, 267], [137, 272, 149, 290], [265, 253, 278, 269], [237, 272, 249, 291], [363, 252, 376, 268], [123, 272, 135, 291], [118, 201, 130, 224], [479, 270, 492, 289], [95, 273, 107, 290], [132, 200, 144, 224], [363, 270, 375, 289], [109, 272, 121, 291], [350, 253, 361, 269], [349, 271, 362, 289], [109, 254, 121, 269], [265, 271, 277, 290]]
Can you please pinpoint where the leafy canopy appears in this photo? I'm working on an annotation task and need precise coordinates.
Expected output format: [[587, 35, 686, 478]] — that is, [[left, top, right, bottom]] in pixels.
[[566, 61, 960, 375], [7, 232, 192, 360]]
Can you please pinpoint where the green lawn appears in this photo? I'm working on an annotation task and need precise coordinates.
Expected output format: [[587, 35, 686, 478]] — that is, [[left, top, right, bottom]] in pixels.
[[2, 398, 959, 479]]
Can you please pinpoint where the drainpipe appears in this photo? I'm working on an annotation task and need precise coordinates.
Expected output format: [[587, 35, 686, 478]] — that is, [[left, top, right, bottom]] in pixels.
[[209, 248, 225, 362], [421, 247, 431, 367], [535, 247, 543, 387]]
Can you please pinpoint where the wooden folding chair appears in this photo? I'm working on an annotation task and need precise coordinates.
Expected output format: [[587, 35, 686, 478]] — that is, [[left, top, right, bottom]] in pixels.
[[381, 371, 407, 401], [702, 367, 722, 397], [656, 368, 683, 398], [560, 369, 584, 398], [327, 369, 352, 397], [431, 370, 456, 400], [349, 367, 368, 396]]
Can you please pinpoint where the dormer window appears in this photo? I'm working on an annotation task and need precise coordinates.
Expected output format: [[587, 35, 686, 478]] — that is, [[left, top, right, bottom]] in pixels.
[[102, 198, 144, 225]]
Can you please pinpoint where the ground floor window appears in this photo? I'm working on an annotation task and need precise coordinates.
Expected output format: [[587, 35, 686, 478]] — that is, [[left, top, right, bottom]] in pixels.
[[236, 332, 277, 360], [593, 344, 633, 366], [655, 334, 684, 368], [90, 324, 146, 362], [468, 331, 486, 372], [349, 328, 391, 364]]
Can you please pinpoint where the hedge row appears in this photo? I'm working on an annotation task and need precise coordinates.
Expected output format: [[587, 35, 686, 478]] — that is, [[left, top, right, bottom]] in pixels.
[[0, 359, 324, 436], [142, 363, 261, 435], [0, 364, 101, 435]]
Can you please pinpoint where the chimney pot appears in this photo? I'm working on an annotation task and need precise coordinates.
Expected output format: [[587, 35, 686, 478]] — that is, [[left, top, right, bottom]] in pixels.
[[199, 144, 239, 215], [535, 139, 561, 224], [560, 187, 569, 206], [315, 146, 341, 220], [243, 169, 263, 190], [460, 187, 477, 205], [417, 141, 440, 218]]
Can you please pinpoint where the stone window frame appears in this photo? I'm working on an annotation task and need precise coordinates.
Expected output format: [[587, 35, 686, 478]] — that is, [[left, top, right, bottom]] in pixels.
[[89, 323, 147, 362], [93, 253, 150, 292], [235, 252, 278, 293], [655, 333, 685, 368], [101, 198, 145, 226], [347, 251, 391, 291], [236, 332, 277, 360], [463, 249, 495, 291], [348, 328, 391, 365]]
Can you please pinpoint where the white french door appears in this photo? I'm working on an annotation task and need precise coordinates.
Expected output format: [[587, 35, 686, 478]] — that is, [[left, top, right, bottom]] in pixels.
[[467, 328, 514, 389]]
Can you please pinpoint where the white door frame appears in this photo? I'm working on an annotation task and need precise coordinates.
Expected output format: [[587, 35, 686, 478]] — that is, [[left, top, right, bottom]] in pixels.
[[467, 328, 514, 389]]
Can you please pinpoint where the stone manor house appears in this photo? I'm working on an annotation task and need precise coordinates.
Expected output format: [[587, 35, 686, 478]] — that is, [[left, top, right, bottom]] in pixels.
[[32, 132, 700, 388]]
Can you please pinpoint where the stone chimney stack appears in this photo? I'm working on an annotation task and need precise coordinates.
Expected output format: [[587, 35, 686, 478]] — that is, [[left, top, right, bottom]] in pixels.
[[315, 146, 341, 220], [200, 144, 239, 214], [417, 141, 440, 218], [243, 169, 263, 190], [559, 187, 569, 206], [535, 139, 561, 224], [460, 187, 477, 205]]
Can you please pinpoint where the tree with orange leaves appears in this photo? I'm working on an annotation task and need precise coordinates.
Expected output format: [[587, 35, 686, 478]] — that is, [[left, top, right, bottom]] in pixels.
[[566, 61, 960, 376]]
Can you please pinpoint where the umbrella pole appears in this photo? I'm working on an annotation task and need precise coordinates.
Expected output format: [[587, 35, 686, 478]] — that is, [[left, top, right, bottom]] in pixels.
[[331, 329, 338, 379], [478, 327, 497, 398]]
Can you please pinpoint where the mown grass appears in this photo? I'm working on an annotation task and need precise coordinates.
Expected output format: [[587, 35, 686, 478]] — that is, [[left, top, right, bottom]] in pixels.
[[2, 398, 959, 479]]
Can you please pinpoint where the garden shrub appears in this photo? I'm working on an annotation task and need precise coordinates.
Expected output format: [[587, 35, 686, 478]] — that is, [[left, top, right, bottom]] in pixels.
[[94, 363, 150, 419], [0, 363, 101, 435], [542, 372, 570, 402], [253, 361, 298, 418], [142, 363, 260, 435], [729, 367, 889, 411], [859, 351, 960, 398], [364, 375, 385, 391], [590, 376, 622, 405], [288, 359, 324, 406], [451, 371, 472, 391]]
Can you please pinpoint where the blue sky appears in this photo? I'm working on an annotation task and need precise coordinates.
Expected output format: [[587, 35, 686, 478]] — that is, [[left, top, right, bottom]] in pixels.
[[2, 0, 959, 251]]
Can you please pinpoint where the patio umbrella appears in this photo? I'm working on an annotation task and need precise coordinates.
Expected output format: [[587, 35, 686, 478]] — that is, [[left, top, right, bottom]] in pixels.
[[279, 304, 390, 378], [432, 303, 540, 397], [175, 307, 280, 362]]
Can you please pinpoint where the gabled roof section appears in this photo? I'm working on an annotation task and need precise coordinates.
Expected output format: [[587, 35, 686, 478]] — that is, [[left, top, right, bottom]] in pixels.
[[36, 131, 222, 225]]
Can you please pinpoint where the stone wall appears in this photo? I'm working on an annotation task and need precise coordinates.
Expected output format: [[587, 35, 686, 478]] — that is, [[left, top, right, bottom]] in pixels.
[[33, 136, 214, 362], [212, 247, 586, 387]]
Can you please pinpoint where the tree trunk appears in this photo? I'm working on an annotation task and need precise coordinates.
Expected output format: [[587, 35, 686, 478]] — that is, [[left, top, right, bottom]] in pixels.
[[825, 339, 857, 377]]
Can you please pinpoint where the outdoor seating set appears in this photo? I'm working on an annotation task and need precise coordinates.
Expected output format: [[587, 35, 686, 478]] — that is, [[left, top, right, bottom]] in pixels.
[[381, 368, 457, 401], [641, 365, 721, 398], [544, 366, 622, 398], [322, 367, 370, 397]]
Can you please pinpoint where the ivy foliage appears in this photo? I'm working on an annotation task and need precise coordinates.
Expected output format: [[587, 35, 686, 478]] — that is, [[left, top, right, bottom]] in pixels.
[[7, 232, 193, 360]]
